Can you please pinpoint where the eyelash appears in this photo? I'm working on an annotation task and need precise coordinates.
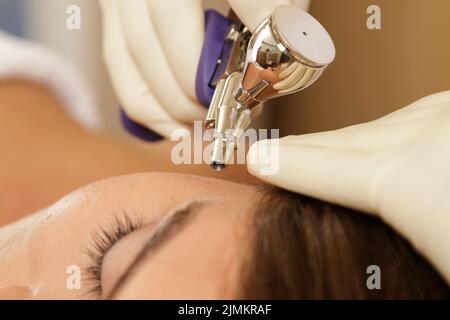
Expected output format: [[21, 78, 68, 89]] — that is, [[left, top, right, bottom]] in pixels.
[[83, 213, 144, 299]]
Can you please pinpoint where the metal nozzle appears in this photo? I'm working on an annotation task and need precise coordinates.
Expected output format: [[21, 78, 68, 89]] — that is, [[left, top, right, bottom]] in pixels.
[[206, 5, 336, 170], [211, 161, 226, 171]]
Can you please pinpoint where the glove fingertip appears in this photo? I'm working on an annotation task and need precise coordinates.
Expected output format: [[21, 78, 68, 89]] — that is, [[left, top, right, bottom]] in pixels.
[[247, 139, 281, 177]]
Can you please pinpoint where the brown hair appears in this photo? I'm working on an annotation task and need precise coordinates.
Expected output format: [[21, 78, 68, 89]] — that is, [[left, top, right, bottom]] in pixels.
[[241, 188, 450, 299]]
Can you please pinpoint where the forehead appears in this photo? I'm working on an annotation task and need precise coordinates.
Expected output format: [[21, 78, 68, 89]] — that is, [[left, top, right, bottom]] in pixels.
[[81, 172, 256, 202], [48, 172, 257, 220]]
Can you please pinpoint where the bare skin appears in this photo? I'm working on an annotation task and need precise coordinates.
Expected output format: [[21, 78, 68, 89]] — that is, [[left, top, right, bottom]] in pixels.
[[0, 80, 259, 226], [0, 80, 265, 300], [0, 172, 259, 299]]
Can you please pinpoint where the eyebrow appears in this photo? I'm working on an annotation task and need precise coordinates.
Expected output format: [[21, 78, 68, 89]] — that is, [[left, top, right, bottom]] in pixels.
[[106, 201, 206, 299]]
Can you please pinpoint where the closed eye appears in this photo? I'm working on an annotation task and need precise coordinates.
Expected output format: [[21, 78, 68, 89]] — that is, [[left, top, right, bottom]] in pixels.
[[106, 200, 206, 299], [83, 213, 146, 298]]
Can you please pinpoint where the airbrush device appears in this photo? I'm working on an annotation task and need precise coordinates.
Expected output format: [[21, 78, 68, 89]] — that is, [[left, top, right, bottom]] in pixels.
[[119, 5, 335, 169], [203, 5, 335, 170]]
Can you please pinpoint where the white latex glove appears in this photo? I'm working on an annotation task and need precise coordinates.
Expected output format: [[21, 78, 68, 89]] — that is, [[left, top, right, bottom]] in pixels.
[[99, 0, 311, 138], [247, 91, 450, 284]]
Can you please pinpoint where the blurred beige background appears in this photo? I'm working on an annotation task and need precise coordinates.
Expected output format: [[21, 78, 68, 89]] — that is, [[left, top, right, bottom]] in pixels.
[[23, 0, 120, 134], [273, 0, 450, 135], [20, 0, 450, 137]]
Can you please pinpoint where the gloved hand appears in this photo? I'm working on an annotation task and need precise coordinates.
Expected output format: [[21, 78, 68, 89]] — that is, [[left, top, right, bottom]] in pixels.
[[99, 0, 311, 138], [247, 91, 450, 284]]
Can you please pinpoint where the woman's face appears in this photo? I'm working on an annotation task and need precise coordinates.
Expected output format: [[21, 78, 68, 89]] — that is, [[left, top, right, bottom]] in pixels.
[[0, 173, 260, 299]]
